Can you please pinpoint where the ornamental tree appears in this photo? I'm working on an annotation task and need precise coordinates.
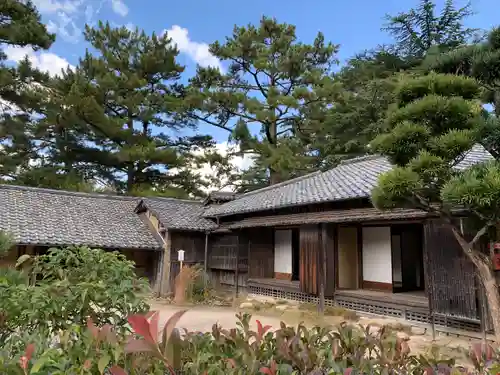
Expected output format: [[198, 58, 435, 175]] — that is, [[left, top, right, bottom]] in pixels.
[[424, 26, 500, 159], [48, 23, 217, 196], [186, 16, 338, 187], [0, 0, 55, 182], [371, 72, 500, 340]]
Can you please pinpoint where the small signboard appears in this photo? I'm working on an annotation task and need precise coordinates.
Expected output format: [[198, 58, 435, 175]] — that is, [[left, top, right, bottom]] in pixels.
[[177, 249, 185, 262]]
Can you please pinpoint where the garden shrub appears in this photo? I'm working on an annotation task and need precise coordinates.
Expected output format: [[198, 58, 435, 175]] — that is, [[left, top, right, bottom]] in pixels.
[[6, 310, 500, 374], [0, 246, 150, 346], [2, 243, 500, 374]]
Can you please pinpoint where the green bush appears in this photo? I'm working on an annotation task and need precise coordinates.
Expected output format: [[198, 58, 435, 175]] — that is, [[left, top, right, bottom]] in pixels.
[[6, 311, 500, 375], [2, 244, 500, 374], [0, 246, 150, 345]]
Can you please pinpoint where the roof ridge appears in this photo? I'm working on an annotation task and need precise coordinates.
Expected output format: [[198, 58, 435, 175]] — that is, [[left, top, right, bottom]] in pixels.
[[338, 154, 384, 166], [144, 196, 203, 204], [0, 184, 140, 201], [241, 170, 323, 198]]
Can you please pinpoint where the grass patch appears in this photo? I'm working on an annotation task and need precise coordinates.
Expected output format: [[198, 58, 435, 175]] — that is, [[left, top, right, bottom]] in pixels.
[[384, 322, 413, 335], [297, 303, 358, 321]]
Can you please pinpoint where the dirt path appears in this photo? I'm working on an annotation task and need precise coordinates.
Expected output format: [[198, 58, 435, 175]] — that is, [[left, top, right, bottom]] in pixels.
[[149, 300, 285, 332]]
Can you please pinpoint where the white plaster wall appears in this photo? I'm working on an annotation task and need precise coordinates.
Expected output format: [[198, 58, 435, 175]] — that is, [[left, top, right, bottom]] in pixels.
[[274, 229, 292, 274], [362, 227, 392, 284]]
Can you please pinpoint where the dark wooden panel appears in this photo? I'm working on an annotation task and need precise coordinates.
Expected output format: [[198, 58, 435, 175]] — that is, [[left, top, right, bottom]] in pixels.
[[362, 280, 393, 292], [299, 224, 320, 295], [424, 219, 479, 320], [247, 228, 274, 278], [324, 223, 336, 297], [170, 231, 205, 263], [208, 233, 248, 270]]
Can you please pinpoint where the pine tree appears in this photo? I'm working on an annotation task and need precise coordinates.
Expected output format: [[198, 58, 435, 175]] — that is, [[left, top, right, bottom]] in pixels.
[[314, 0, 480, 170], [186, 17, 338, 186], [51, 23, 215, 196], [0, 0, 55, 183], [371, 72, 500, 341], [383, 0, 480, 58], [315, 49, 414, 167], [424, 27, 500, 159]]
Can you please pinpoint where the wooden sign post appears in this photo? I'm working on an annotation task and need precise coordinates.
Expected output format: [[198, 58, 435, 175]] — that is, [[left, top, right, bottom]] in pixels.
[[178, 249, 185, 270]]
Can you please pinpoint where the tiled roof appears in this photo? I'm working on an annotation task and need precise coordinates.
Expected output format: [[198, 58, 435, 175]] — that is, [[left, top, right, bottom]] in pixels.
[[224, 208, 432, 229], [0, 185, 162, 250], [204, 144, 494, 217], [202, 191, 239, 206], [139, 197, 217, 231]]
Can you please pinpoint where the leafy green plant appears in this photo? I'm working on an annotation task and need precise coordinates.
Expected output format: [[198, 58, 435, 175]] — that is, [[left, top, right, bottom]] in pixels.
[[184, 264, 214, 303], [0, 231, 14, 258], [0, 246, 150, 345], [3, 310, 500, 374]]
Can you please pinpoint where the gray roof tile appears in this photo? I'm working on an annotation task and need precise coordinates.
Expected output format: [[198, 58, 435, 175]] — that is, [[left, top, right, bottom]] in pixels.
[[0, 185, 162, 250], [205, 144, 494, 217], [141, 197, 217, 231]]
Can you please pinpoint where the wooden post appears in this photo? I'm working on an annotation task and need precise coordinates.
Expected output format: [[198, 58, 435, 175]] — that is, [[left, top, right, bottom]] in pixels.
[[235, 240, 240, 297], [204, 232, 209, 287], [318, 223, 327, 314], [160, 230, 171, 296], [422, 221, 436, 340]]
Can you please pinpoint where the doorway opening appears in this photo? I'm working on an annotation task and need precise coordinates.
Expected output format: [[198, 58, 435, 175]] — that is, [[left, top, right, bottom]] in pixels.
[[391, 224, 425, 293]]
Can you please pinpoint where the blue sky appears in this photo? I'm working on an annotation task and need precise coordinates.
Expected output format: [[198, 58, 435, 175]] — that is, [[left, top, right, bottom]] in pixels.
[[4, 0, 499, 149], [28, 0, 499, 71]]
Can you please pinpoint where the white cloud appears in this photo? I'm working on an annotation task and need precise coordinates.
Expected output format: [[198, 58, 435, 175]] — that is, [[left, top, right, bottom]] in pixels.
[[32, 0, 82, 14], [110, 0, 129, 16], [46, 12, 81, 43], [169, 142, 254, 193], [33, 0, 85, 42], [164, 25, 222, 71], [4, 46, 74, 77]]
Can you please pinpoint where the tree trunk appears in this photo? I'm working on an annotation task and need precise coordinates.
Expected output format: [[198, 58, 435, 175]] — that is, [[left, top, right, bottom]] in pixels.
[[269, 168, 281, 185], [451, 226, 500, 342], [475, 259, 500, 342], [126, 164, 135, 193]]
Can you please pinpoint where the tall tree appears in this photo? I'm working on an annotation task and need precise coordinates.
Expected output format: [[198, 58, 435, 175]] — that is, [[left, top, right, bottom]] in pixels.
[[424, 26, 500, 159], [313, 0, 481, 170], [187, 17, 338, 186], [370, 72, 500, 340], [50, 23, 216, 196], [383, 0, 480, 58], [0, 0, 55, 183], [315, 49, 414, 166]]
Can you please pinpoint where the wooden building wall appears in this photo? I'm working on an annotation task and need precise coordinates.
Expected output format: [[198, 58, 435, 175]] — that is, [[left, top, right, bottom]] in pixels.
[[299, 225, 319, 294], [208, 232, 248, 287], [424, 219, 479, 321], [168, 231, 206, 289], [247, 227, 274, 278], [323, 224, 336, 297], [121, 248, 158, 282]]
